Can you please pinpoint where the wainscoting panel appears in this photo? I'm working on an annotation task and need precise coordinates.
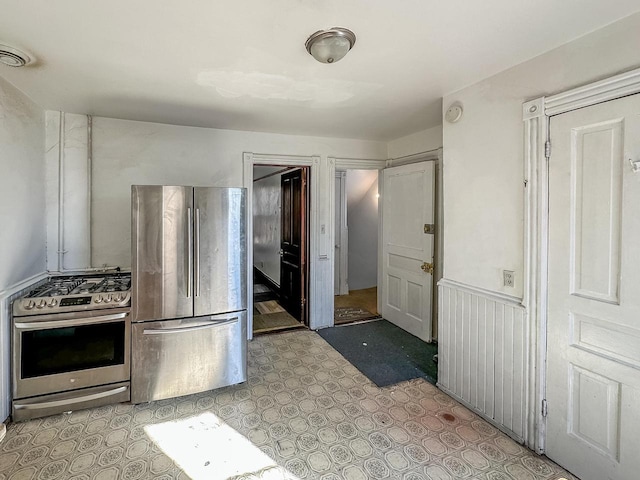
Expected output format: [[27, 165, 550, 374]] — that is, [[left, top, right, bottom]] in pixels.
[[438, 279, 527, 442]]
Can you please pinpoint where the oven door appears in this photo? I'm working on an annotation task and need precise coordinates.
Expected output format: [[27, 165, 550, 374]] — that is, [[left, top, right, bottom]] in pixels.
[[12, 308, 131, 399]]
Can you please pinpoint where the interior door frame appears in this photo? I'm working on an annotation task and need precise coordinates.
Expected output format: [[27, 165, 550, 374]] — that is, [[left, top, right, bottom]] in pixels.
[[243, 153, 319, 339], [523, 66, 640, 453], [328, 158, 386, 321], [328, 153, 441, 327], [334, 170, 349, 296]]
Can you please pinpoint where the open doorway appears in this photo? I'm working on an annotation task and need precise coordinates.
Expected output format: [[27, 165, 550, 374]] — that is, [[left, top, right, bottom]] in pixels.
[[334, 169, 381, 325], [252, 165, 310, 335]]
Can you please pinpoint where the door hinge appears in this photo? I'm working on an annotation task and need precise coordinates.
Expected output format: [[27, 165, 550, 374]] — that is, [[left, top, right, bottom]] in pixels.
[[424, 223, 436, 234], [544, 140, 551, 159], [301, 298, 306, 306], [542, 399, 548, 418]]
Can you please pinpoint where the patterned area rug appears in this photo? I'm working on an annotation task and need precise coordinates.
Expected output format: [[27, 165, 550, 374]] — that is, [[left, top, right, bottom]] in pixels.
[[0, 330, 576, 480], [334, 306, 380, 325]]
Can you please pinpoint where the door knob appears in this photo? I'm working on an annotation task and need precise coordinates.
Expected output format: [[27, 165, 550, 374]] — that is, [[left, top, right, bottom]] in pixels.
[[421, 262, 434, 274]]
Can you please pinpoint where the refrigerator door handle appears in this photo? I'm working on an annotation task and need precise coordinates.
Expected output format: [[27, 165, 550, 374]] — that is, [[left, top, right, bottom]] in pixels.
[[143, 317, 238, 335], [187, 207, 193, 298], [195, 207, 201, 297]]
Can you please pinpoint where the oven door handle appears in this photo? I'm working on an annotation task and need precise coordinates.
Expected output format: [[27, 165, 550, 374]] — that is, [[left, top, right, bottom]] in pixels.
[[143, 317, 238, 335], [14, 312, 129, 330], [13, 385, 129, 411]]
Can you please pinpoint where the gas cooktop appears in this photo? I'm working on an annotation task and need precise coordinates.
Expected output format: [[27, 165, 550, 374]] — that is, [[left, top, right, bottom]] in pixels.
[[13, 273, 131, 316]]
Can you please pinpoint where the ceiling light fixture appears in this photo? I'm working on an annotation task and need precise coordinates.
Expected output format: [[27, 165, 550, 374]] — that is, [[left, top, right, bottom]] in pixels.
[[305, 27, 356, 64], [0, 44, 32, 67]]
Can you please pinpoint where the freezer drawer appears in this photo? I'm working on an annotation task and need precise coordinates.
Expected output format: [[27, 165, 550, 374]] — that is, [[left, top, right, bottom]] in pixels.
[[131, 311, 247, 404]]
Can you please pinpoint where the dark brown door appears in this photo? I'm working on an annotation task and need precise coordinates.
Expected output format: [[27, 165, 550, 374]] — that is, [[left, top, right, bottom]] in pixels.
[[280, 168, 308, 323]]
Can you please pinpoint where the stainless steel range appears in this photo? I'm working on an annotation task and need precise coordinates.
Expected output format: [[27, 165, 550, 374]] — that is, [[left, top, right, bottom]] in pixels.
[[12, 273, 132, 421]]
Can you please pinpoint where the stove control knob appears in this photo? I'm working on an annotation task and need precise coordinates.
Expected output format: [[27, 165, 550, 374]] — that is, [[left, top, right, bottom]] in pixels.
[[24, 300, 35, 310], [47, 299, 57, 307], [36, 300, 46, 309], [94, 295, 103, 304], [114, 293, 122, 302], [105, 294, 113, 303]]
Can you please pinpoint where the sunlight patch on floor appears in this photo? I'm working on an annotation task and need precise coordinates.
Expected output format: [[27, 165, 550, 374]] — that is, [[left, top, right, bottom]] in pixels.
[[144, 412, 298, 480]]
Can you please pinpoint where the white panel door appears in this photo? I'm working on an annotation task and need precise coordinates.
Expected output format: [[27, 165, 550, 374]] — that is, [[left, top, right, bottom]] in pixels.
[[547, 94, 640, 480], [382, 162, 435, 341]]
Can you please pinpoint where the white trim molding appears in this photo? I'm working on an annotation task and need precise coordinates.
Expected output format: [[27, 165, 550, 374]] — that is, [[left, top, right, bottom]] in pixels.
[[522, 96, 549, 454], [334, 157, 386, 170], [243, 153, 323, 337], [334, 171, 349, 296], [522, 65, 640, 454], [328, 157, 386, 319], [438, 278, 523, 307], [545, 67, 640, 116], [387, 148, 441, 168]]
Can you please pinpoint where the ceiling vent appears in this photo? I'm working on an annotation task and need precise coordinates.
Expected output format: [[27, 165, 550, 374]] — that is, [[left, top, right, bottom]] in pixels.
[[0, 44, 32, 67]]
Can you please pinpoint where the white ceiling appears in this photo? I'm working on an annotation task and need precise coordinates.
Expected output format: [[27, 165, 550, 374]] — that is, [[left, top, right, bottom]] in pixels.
[[1, 1, 639, 141]]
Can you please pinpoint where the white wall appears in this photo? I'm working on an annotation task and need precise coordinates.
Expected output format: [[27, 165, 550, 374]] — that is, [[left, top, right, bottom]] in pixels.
[[387, 125, 443, 159], [87, 117, 387, 268], [253, 172, 281, 285], [346, 170, 379, 290], [0, 78, 46, 286], [0, 76, 45, 421], [442, 12, 640, 297]]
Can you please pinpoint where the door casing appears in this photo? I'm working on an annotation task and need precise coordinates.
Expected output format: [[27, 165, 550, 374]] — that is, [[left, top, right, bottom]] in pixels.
[[522, 66, 640, 453], [329, 154, 441, 326], [334, 171, 348, 296], [243, 153, 319, 339]]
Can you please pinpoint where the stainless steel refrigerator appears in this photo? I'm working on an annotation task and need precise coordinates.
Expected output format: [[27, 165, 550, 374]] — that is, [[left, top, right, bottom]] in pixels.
[[130, 185, 247, 404]]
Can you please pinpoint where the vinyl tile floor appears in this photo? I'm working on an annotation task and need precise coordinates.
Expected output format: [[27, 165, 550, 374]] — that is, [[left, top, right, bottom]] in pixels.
[[0, 330, 576, 480]]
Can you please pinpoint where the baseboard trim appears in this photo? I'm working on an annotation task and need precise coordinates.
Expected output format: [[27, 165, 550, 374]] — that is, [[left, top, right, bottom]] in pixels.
[[253, 267, 280, 298]]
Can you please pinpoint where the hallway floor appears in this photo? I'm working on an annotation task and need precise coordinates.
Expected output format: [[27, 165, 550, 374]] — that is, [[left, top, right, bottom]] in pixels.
[[253, 283, 304, 335], [334, 287, 379, 325], [0, 330, 575, 480]]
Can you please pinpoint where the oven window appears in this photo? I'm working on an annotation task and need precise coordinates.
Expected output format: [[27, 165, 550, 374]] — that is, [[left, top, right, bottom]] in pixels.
[[21, 322, 125, 378]]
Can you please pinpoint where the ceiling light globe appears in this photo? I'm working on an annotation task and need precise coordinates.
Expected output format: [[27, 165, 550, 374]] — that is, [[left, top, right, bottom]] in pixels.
[[306, 28, 356, 64]]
